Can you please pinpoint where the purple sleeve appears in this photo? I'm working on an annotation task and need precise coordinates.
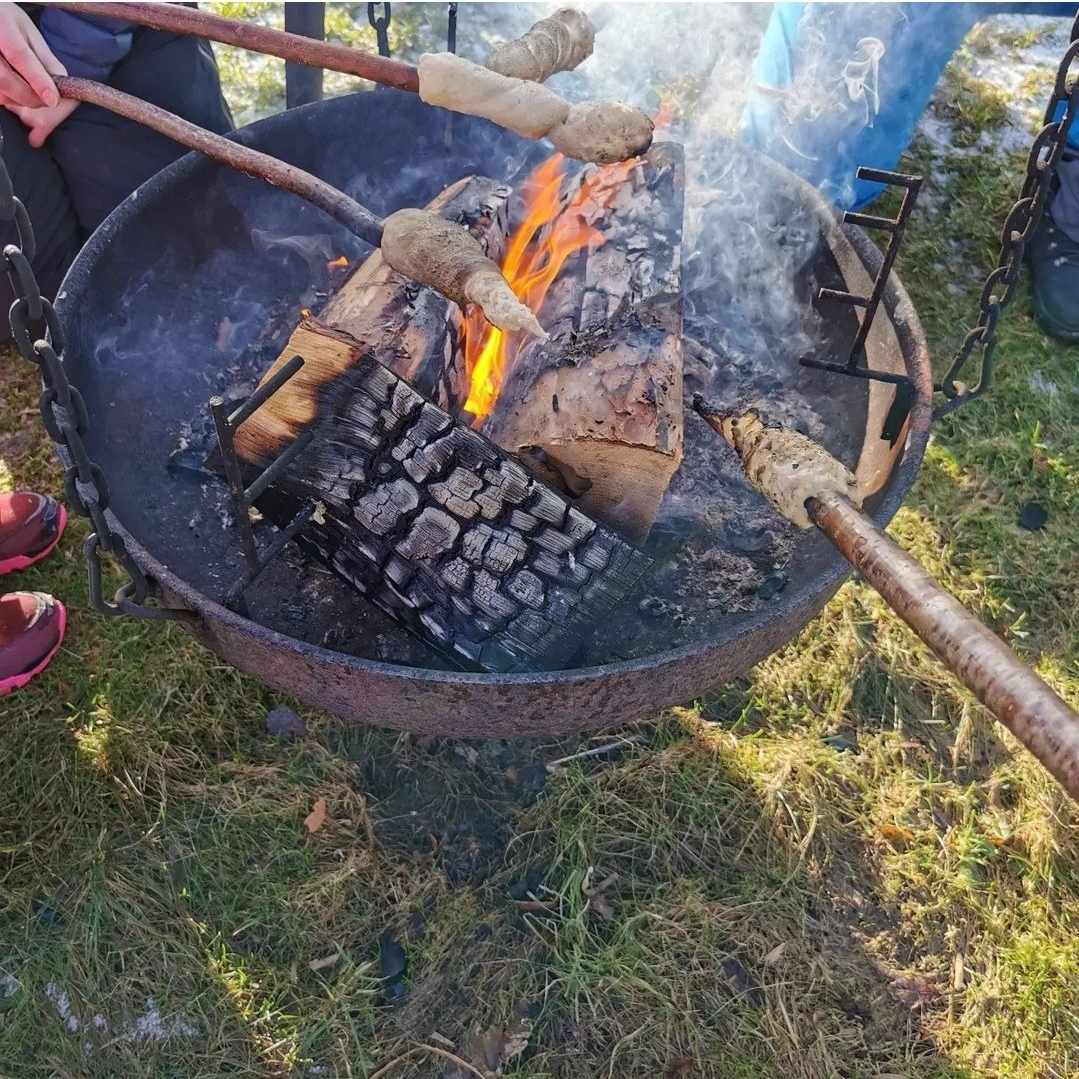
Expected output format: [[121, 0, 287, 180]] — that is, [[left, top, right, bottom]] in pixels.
[[37, 9, 133, 82]]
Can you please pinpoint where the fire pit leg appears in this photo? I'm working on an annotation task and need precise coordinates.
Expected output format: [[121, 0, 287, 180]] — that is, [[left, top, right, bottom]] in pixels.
[[284, 3, 325, 108]]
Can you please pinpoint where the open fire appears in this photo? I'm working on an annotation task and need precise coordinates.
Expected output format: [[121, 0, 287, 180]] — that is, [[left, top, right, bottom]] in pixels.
[[462, 152, 636, 421], [462, 106, 672, 423]]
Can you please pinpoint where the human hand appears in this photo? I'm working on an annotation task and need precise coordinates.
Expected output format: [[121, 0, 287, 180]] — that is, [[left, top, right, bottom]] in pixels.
[[0, 6, 66, 110], [10, 99, 80, 148]]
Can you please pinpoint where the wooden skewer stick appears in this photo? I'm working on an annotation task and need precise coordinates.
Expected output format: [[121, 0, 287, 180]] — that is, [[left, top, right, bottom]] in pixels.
[[52, 1, 420, 92], [694, 398, 1079, 804], [50, 2, 653, 165], [54, 3, 595, 89]]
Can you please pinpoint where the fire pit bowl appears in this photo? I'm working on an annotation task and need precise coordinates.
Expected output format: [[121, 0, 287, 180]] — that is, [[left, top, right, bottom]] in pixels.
[[56, 90, 931, 737]]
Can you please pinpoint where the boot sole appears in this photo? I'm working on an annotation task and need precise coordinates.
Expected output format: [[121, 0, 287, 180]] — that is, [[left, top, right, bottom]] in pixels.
[[0, 504, 68, 577], [0, 600, 67, 696]]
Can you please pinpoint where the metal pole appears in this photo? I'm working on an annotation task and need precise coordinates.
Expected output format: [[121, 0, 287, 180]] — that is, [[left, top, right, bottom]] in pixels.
[[284, 2, 325, 108]]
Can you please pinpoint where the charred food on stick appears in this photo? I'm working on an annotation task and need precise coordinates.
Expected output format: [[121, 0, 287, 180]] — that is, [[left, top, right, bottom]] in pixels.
[[417, 53, 653, 165], [486, 8, 596, 82]]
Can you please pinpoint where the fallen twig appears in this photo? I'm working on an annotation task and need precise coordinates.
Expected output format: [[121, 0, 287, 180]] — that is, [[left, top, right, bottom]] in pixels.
[[368, 1043, 488, 1079], [546, 734, 647, 772]]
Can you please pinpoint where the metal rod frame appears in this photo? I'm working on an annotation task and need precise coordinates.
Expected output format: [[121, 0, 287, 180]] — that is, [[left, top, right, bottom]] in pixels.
[[208, 355, 317, 610], [804, 166, 923, 390]]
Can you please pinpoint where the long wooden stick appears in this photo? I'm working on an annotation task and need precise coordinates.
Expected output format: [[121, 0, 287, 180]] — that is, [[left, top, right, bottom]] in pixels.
[[808, 491, 1079, 802], [52, 1, 420, 93], [695, 402, 1079, 802], [55, 76, 385, 247]]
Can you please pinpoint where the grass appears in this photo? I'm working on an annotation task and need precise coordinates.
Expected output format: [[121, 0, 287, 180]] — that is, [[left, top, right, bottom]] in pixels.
[[2, 11, 1078, 1079]]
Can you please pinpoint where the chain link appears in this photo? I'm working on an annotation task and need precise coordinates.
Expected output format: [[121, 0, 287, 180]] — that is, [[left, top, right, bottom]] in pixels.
[[367, 3, 392, 58], [0, 133, 189, 622], [935, 13, 1079, 418]]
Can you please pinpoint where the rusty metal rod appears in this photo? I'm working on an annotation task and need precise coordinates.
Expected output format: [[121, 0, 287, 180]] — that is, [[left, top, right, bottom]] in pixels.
[[694, 401, 1079, 802], [56, 76, 384, 248], [52, 1, 420, 93], [806, 491, 1079, 800]]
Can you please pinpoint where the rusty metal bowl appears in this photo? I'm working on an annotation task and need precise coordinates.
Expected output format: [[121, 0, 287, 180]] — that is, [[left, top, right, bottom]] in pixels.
[[56, 90, 930, 736]]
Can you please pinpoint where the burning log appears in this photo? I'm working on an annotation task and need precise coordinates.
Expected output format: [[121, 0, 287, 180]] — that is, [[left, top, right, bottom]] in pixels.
[[233, 324, 651, 673], [248, 144, 684, 543], [238, 175, 512, 460], [468, 143, 685, 543]]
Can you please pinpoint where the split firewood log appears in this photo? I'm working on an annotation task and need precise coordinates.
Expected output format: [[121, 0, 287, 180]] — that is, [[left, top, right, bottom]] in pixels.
[[234, 175, 511, 463]]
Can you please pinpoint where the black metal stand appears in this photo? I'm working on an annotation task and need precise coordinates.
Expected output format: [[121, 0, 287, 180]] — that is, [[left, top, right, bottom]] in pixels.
[[208, 355, 317, 613], [284, 2, 325, 108], [803, 166, 922, 384], [801, 166, 922, 444]]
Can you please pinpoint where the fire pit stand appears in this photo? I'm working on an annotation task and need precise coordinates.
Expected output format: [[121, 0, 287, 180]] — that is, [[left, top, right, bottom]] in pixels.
[[207, 354, 317, 614]]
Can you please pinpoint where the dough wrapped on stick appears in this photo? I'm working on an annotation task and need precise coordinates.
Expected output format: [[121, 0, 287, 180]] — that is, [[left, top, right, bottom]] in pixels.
[[381, 208, 547, 339], [417, 53, 653, 164], [486, 8, 595, 82], [696, 406, 861, 529]]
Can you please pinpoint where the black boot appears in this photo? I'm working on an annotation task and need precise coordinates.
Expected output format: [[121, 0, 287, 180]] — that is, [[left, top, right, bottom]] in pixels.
[[1029, 153, 1079, 343]]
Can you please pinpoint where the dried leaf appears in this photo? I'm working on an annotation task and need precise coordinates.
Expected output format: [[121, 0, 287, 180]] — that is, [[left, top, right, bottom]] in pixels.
[[762, 942, 788, 967], [878, 823, 915, 847], [304, 797, 328, 833], [308, 952, 340, 973], [450, 1017, 532, 1078]]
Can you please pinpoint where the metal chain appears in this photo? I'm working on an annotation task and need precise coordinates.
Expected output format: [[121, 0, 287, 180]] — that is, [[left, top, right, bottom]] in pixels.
[[0, 133, 188, 622], [935, 12, 1079, 418], [447, 2, 458, 55], [367, 3, 392, 58]]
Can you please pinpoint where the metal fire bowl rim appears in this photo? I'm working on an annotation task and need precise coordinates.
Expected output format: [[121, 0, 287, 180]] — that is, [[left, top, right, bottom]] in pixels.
[[65, 92, 932, 689]]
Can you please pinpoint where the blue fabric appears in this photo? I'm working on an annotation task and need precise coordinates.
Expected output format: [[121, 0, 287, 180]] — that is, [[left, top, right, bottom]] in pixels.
[[742, 3, 1079, 210], [38, 9, 133, 82]]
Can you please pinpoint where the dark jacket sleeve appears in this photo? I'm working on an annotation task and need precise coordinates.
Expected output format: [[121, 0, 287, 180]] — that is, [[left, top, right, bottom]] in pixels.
[[37, 9, 133, 81]]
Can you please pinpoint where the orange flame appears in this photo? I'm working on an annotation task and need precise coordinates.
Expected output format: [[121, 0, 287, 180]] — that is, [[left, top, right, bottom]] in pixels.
[[462, 147, 645, 423]]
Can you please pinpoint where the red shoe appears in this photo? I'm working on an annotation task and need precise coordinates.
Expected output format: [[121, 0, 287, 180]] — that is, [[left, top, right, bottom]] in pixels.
[[0, 491, 67, 575], [0, 591, 67, 695]]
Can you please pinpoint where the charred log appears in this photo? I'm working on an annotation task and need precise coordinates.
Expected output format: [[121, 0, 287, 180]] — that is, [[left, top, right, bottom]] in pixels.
[[237, 175, 510, 460], [236, 324, 650, 673]]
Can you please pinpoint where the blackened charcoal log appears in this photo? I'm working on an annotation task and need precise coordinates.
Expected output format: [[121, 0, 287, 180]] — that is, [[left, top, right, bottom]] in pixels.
[[479, 142, 685, 544], [234, 323, 650, 674], [242, 175, 510, 459]]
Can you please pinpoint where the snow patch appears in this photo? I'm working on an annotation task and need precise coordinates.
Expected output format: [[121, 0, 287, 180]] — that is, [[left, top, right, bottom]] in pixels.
[[43, 984, 199, 1051]]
